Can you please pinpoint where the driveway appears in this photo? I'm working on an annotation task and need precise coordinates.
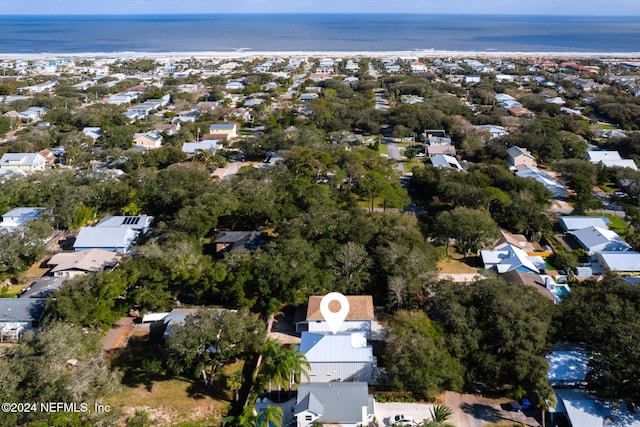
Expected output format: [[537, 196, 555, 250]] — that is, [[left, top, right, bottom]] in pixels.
[[375, 402, 434, 426], [444, 392, 540, 427]]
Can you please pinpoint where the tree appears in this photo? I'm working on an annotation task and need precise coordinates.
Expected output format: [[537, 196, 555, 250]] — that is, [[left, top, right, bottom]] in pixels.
[[427, 278, 554, 397], [259, 340, 310, 395], [47, 271, 127, 329], [166, 308, 266, 386], [4, 323, 122, 425], [256, 405, 283, 427], [384, 310, 464, 400], [226, 371, 244, 402], [327, 241, 372, 294], [433, 207, 498, 257], [555, 277, 640, 405], [421, 404, 455, 427]]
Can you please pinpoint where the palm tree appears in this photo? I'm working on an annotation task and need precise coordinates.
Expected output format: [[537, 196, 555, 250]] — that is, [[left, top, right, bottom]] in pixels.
[[228, 405, 283, 427], [260, 340, 310, 399], [535, 384, 557, 427], [256, 405, 283, 427], [421, 404, 456, 427], [226, 370, 243, 402]]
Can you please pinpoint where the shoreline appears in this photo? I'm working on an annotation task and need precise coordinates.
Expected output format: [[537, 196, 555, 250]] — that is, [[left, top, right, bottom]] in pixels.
[[1, 50, 640, 61]]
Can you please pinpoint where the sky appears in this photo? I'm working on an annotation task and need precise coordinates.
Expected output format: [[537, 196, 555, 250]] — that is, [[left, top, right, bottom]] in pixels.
[[1, 0, 640, 15]]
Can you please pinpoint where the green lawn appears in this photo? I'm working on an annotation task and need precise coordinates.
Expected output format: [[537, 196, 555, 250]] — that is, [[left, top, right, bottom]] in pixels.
[[598, 123, 619, 130], [587, 213, 628, 232]]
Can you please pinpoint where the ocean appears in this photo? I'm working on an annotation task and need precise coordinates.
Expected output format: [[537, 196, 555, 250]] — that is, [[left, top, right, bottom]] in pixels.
[[1, 14, 639, 54]]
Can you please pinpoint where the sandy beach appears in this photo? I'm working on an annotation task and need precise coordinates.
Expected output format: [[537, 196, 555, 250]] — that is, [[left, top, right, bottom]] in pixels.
[[1, 50, 640, 61]]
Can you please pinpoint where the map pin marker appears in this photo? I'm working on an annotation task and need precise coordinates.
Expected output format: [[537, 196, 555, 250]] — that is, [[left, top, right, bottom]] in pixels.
[[320, 292, 350, 334]]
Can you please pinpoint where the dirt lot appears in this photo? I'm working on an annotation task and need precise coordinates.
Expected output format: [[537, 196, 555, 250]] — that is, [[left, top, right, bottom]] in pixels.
[[444, 392, 540, 427]]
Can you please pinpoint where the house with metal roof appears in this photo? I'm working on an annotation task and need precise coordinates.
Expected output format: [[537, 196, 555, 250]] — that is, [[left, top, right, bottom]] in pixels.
[[73, 226, 139, 254], [294, 382, 375, 427], [481, 243, 546, 275], [430, 154, 464, 171], [299, 332, 374, 383], [596, 252, 640, 275], [181, 140, 220, 155], [95, 215, 154, 232], [570, 226, 631, 254], [558, 216, 609, 232], [209, 123, 237, 138], [515, 166, 567, 198], [0, 207, 46, 230], [0, 153, 47, 172]]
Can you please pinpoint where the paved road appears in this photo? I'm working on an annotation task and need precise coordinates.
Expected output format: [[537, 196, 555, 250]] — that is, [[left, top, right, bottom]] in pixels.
[[384, 140, 406, 174]]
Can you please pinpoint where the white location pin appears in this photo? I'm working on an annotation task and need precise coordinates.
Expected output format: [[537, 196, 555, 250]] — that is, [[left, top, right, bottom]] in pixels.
[[319, 292, 350, 334]]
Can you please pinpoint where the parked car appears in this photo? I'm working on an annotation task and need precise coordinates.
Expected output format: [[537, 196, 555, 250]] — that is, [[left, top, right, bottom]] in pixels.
[[392, 414, 415, 425], [510, 397, 532, 411]]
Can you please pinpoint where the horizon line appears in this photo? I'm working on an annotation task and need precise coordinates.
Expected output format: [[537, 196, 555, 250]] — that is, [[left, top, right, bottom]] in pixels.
[[1, 12, 639, 17]]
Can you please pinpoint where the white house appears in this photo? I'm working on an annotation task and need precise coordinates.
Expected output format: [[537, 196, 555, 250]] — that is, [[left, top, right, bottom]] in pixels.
[[558, 216, 609, 232], [73, 227, 139, 254], [294, 382, 375, 427], [181, 140, 220, 155], [299, 332, 374, 383], [95, 215, 154, 233], [495, 93, 516, 102], [586, 150, 622, 162], [296, 295, 374, 338], [430, 154, 464, 171], [0, 153, 47, 172], [480, 243, 544, 274], [0, 298, 47, 342], [0, 207, 46, 230], [108, 91, 138, 105], [82, 127, 102, 140], [570, 226, 631, 254], [596, 251, 640, 275]]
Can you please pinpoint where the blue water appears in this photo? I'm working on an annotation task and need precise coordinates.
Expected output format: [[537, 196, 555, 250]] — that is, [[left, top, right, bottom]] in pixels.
[[1, 14, 640, 54]]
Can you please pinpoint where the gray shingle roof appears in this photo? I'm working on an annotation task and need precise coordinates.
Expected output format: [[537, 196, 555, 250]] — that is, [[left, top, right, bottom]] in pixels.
[[0, 298, 47, 323]]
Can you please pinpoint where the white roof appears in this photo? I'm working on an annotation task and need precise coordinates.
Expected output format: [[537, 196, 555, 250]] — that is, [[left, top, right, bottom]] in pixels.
[[555, 389, 610, 427], [546, 350, 590, 383], [430, 154, 463, 170], [586, 151, 622, 162], [141, 312, 169, 322], [600, 159, 637, 170], [559, 216, 608, 231], [480, 244, 540, 274], [95, 215, 153, 231], [299, 332, 373, 363], [73, 227, 138, 252], [494, 93, 516, 102], [515, 166, 566, 198], [181, 140, 219, 154], [597, 252, 640, 272], [556, 389, 640, 427]]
